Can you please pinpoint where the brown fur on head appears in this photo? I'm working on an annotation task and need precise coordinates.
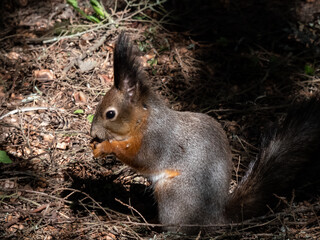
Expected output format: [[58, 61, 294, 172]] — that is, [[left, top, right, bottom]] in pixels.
[[90, 33, 150, 142]]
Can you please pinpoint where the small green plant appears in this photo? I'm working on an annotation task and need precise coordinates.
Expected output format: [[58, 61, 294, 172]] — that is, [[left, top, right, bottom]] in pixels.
[[304, 63, 315, 76], [147, 57, 158, 67], [87, 114, 94, 123], [0, 151, 12, 164], [137, 41, 149, 52], [67, 0, 112, 23], [216, 37, 229, 47], [90, 0, 107, 19], [74, 109, 84, 114]]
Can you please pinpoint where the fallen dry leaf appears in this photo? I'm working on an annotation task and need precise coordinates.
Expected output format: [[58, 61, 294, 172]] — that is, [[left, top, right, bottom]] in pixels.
[[56, 137, 71, 150], [10, 93, 23, 100], [18, 224, 24, 230], [42, 133, 55, 143], [0, 86, 5, 98], [144, 53, 156, 61], [6, 52, 20, 60], [33, 148, 47, 155], [140, 53, 156, 68], [158, 55, 170, 65], [79, 39, 89, 49], [78, 59, 98, 72], [56, 142, 68, 150], [73, 91, 87, 103], [5, 215, 13, 223], [35, 20, 48, 32], [104, 43, 114, 52], [3, 180, 16, 189], [81, 32, 95, 41], [33, 69, 55, 81], [8, 225, 18, 233], [99, 74, 113, 85]]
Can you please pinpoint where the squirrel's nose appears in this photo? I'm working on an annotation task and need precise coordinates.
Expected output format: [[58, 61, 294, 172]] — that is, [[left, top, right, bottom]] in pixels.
[[90, 124, 99, 139], [90, 114, 100, 139], [90, 124, 106, 142]]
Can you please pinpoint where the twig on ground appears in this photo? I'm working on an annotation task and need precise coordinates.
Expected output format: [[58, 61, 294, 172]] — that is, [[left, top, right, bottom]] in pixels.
[[115, 198, 150, 230], [52, 188, 113, 220], [62, 33, 110, 76], [0, 107, 65, 120], [205, 104, 291, 114]]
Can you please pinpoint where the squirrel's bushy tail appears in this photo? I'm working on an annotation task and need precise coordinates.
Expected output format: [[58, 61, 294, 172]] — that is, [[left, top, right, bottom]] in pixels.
[[226, 96, 320, 221]]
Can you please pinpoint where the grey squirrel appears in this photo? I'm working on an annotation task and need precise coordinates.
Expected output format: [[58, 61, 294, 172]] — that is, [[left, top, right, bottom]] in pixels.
[[90, 33, 320, 234]]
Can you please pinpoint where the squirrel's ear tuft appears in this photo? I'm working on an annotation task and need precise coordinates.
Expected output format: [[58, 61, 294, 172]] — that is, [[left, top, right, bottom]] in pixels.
[[113, 32, 147, 102]]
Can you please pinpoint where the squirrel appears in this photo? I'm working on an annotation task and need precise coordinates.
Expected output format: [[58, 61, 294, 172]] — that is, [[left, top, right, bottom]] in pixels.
[[90, 33, 320, 234]]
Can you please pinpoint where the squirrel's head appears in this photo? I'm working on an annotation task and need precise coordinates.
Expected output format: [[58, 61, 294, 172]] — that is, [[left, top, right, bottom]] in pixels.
[[90, 33, 150, 142]]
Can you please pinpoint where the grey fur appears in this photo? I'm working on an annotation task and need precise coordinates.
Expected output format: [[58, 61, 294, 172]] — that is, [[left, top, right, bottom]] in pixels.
[[91, 33, 320, 234], [138, 95, 232, 232]]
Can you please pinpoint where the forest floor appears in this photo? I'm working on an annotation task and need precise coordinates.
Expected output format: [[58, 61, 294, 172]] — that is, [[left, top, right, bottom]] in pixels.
[[1, 0, 320, 239]]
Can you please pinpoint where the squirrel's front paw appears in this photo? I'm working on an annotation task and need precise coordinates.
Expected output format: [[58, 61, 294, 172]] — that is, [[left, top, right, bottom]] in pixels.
[[91, 141, 111, 158]]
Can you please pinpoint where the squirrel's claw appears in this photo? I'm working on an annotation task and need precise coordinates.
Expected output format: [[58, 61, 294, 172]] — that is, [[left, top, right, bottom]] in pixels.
[[91, 141, 111, 158], [91, 141, 103, 158]]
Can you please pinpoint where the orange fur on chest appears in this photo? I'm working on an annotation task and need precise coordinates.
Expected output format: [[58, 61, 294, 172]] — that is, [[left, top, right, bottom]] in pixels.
[[92, 112, 148, 170]]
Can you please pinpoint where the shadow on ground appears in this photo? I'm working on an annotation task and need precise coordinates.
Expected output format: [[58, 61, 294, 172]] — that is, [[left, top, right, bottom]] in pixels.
[[62, 170, 158, 223], [163, 0, 319, 110]]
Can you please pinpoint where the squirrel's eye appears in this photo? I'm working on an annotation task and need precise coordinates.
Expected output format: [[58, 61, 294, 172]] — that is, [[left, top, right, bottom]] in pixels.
[[106, 110, 116, 119]]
